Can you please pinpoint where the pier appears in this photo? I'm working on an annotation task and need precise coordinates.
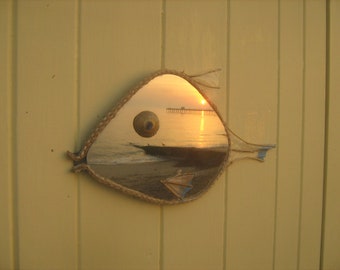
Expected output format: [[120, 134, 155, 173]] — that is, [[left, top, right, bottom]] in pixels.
[[166, 107, 215, 115]]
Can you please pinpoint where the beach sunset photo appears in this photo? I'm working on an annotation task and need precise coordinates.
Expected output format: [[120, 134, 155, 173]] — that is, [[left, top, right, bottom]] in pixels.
[[86, 74, 229, 202]]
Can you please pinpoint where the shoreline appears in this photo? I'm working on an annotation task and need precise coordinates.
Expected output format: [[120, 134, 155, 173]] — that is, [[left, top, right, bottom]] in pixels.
[[131, 144, 228, 168], [89, 160, 182, 179]]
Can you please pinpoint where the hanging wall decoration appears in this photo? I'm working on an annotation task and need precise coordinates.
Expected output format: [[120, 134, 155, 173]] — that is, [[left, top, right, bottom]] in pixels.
[[67, 70, 275, 204]]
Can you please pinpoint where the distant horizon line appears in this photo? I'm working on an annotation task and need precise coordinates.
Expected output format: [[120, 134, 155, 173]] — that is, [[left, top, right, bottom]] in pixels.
[[166, 107, 215, 112]]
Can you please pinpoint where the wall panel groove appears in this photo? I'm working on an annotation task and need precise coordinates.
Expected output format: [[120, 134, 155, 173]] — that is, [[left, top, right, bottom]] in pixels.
[[223, 1, 231, 269], [321, 1, 340, 269], [0, 0, 17, 269], [298, 1, 326, 269], [74, 0, 81, 269]]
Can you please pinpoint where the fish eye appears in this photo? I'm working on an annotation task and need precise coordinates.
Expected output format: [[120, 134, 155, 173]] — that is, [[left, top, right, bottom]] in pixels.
[[133, 111, 160, 138]]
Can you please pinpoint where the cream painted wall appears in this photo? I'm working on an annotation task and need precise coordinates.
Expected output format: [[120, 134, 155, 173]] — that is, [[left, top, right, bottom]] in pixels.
[[0, 1, 339, 270]]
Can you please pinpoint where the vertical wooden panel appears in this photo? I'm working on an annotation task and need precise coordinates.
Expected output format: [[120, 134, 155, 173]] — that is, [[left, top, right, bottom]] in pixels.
[[16, 1, 78, 269], [226, 1, 278, 269], [299, 1, 326, 269], [163, 1, 227, 270], [322, 1, 340, 269], [0, 1, 15, 269], [274, 1, 304, 269], [78, 1, 162, 269]]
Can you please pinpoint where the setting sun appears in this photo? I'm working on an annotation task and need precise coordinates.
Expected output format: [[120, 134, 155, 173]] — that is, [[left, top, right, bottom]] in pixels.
[[200, 99, 207, 105]]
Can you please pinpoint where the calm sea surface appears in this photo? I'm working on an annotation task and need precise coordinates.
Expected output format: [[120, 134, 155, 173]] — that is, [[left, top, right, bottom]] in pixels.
[[87, 108, 228, 165]]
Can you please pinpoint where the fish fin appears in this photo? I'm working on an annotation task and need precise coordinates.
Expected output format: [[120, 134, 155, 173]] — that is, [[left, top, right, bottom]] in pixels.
[[161, 172, 194, 199]]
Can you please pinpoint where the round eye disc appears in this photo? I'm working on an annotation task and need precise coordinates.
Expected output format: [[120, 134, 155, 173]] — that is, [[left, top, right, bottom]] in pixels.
[[133, 111, 160, 138]]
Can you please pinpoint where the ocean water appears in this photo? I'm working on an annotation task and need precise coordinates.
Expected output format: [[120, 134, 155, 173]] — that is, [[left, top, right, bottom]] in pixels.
[[87, 108, 228, 165]]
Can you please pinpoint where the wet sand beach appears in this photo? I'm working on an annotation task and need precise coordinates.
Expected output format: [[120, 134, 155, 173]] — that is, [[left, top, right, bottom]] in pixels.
[[89, 159, 223, 201]]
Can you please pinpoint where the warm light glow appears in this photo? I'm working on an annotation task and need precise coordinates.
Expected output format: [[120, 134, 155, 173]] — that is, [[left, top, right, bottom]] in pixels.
[[200, 111, 205, 132], [200, 99, 206, 105]]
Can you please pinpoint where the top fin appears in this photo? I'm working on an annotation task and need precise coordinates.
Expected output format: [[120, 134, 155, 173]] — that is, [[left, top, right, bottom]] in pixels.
[[189, 68, 222, 90]]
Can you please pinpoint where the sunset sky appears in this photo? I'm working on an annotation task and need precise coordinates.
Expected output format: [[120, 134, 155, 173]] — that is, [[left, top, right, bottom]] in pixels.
[[128, 74, 210, 110]]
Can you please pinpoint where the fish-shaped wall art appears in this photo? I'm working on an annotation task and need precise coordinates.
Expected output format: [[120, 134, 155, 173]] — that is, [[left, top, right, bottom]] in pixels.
[[67, 70, 275, 204]]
